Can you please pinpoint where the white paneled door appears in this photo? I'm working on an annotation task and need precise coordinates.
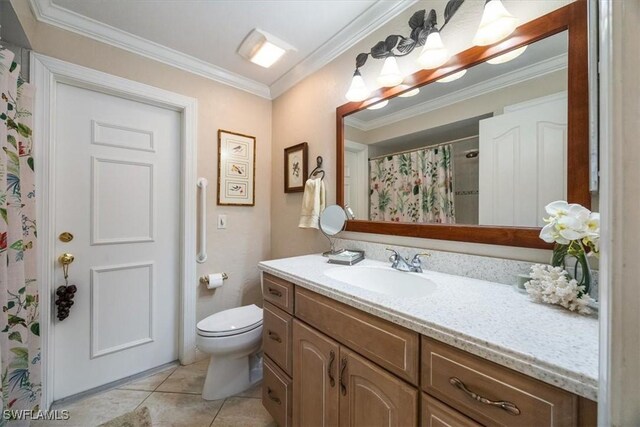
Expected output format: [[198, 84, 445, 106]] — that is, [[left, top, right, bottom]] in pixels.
[[478, 92, 567, 227], [52, 83, 180, 400]]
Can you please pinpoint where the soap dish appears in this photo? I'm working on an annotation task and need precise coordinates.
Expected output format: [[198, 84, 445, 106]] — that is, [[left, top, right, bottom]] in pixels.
[[327, 250, 365, 265]]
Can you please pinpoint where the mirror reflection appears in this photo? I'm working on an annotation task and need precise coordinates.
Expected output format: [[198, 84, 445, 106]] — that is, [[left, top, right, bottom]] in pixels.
[[343, 32, 568, 227]]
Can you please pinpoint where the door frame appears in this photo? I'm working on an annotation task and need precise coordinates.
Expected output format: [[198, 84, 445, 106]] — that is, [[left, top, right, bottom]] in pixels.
[[344, 140, 368, 219], [31, 53, 198, 409]]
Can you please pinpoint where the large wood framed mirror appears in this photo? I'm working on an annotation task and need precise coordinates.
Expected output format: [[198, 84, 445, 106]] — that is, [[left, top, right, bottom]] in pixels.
[[336, 1, 589, 249]]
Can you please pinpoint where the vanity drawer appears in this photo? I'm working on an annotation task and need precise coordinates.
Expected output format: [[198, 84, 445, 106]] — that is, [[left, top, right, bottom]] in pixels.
[[295, 287, 419, 384], [263, 355, 292, 427], [263, 302, 292, 375], [421, 336, 578, 427], [263, 273, 294, 314], [422, 393, 482, 427]]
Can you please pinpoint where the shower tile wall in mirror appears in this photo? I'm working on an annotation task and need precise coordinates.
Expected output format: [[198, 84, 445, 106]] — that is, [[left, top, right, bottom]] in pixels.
[[343, 32, 567, 228]]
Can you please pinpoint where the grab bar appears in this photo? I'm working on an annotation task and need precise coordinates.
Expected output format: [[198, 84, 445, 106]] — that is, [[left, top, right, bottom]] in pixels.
[[197, 178, 208, 263]]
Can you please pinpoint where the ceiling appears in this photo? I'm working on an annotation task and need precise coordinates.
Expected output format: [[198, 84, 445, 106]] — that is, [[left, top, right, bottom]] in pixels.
[[30, 0, 417, 99]]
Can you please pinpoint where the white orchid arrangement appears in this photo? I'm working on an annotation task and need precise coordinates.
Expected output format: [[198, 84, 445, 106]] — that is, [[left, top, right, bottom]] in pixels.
[[525, 201, 599, 314], [539, 200, 600, 256]]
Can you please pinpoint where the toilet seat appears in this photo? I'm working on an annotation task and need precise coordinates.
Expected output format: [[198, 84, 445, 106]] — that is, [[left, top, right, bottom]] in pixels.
[[197, 304, 263, 338]]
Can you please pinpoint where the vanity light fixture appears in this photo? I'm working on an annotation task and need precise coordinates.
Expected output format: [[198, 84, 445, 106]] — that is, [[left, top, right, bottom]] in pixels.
[[345, 0, 521, 101], [377, 56, 404, 87], [436, 69, 467, 83], [367, 99, 389, 110], [345, 0, 466, 102], [487, 45, 527, 64], [417, 29, 450, 69], [398, 87, 420, 97], [473, 0, 519, 46], [238, 28, 293, 68]]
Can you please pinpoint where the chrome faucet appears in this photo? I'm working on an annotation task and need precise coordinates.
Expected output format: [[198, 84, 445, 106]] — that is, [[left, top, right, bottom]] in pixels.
[[386, 249, 430, 273]]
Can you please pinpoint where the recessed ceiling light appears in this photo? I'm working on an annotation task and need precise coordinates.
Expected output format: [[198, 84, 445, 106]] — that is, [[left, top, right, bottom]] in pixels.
[[238, 28, 293, 68], [367, 99, 389, 110], [398, 88, 420, 97], [437, 69, 467, 83], [487, 45, 528, 64]]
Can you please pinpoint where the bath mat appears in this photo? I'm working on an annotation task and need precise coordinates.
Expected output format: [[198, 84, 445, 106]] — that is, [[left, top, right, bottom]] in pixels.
[[98, 406, 152, 427]]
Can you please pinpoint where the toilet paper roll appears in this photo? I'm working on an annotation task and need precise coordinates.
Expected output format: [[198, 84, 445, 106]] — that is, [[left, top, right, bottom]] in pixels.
[[206, 273, 224, 290]]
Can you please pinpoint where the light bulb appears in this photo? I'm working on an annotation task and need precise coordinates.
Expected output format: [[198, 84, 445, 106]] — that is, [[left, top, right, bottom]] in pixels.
[[377, 56, 404, 87], [487, 45, 527, 64], [437, 69, 467, 83], [473, 0, 519, 46], [367, 99, 388, 110], [398, 88, 420, 97], [417, 30, 450, 70], [345, 70, 370, 102]]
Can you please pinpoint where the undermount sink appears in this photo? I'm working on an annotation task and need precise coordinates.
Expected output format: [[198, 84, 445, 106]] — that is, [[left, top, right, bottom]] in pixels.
[[324, 266, 437, 298]]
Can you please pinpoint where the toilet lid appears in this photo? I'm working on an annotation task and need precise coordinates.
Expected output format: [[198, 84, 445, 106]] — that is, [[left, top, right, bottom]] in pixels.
[[197, 304, 263, 337]]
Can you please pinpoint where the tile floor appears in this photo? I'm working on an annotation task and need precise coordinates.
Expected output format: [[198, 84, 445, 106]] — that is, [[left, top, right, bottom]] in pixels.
[[35, 359, 275, 427]]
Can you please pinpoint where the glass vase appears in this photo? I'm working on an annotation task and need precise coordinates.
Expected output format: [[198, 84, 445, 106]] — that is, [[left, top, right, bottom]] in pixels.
[[551, 244, 592, 296]]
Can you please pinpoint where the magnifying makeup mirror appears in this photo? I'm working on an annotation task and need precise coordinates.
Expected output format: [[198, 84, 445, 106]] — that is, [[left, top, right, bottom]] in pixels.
[[319, 205, 347, 256]]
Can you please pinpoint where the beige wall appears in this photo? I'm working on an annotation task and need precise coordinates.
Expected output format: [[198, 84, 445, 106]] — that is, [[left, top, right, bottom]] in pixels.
[[10, 1, 272, 324], [271, 0, 571, 262]]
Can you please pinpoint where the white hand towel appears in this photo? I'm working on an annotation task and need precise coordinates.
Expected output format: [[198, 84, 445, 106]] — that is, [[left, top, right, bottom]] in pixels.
[[298, 177, 326, 229]]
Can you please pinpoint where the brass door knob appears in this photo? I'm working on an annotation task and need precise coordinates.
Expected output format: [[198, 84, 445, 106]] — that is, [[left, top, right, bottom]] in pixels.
[[58, 253, 75, 266]]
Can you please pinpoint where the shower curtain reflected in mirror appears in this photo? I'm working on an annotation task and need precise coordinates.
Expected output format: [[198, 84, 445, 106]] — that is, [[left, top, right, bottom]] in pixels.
[[369, 144, 455, 223]]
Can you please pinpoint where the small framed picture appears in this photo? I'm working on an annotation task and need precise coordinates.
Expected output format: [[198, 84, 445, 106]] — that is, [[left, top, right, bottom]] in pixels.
[[217, 130, 256, 206], [284, 142, 308, 193]]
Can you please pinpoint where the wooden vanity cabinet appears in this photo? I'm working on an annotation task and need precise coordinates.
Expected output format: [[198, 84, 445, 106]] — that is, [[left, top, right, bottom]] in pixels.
[[292, 319, 340, 426], [261, 273, 596, 427], [292, 320, 419, 427]]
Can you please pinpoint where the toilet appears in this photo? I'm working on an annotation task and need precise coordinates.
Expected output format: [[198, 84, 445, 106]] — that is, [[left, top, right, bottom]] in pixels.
[[196, 304, 263, 400]]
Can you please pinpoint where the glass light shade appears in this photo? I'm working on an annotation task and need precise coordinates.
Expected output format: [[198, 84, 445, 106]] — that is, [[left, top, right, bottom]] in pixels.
[[417, 31, 450, 69], [377, 56, 404, 87], [437, 69, 467, 83], [487, 45, 527, 64], [398, 88, 420, 97], [473, 0, 519, 46], [367, 99, 388, 110], [345, 71, 370, 102]]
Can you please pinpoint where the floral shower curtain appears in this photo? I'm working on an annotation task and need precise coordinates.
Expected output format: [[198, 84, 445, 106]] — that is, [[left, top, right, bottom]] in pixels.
[[370, 145, 455, 223], [0, 49, 41, 418]]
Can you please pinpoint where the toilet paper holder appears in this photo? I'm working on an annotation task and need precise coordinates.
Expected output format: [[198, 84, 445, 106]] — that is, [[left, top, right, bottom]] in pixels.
[[199, 273, 228, 286]]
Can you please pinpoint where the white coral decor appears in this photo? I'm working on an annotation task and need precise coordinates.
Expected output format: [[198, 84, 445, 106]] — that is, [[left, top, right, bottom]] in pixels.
[[525, 264, 594, 315]]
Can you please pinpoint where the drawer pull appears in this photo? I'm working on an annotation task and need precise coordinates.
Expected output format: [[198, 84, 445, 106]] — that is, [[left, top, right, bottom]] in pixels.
[[339, 357, 348, 396], [267, 387, 281, 405], [268, 287, 283, 297], [327, 350, 336, 387], [267, 330, 282, 343], [449, 377, 521, 416]]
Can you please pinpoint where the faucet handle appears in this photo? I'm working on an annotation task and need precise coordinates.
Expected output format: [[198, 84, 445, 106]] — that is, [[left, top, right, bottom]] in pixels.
[[385, 248, 399, 261], [412, 252, 430, 264]]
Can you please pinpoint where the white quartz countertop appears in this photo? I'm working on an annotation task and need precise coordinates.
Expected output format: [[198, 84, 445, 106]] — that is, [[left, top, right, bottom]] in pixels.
[[258, 254, 598, 401]]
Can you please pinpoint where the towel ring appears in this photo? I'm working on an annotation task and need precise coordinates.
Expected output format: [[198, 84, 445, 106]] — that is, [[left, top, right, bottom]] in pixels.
[[310, 156, 325, 180]]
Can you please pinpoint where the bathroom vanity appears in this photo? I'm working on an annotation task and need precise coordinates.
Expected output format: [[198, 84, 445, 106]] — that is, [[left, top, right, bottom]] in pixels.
[[258, 255, 597, 427]]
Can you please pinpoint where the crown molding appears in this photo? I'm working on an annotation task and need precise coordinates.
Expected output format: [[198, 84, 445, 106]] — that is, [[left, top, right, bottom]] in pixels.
[[269, 0, 419, 99], [28, 0, 272, 99], [344, 53, 569, 132]]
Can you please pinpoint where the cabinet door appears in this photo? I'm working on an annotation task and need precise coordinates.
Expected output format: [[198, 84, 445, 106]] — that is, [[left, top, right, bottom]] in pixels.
[[339, 347, 418, 427], [293, 320, 340, 427]]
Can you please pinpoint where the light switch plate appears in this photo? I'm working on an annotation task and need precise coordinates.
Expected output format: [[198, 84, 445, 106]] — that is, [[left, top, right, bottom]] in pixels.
[[217, 214, 227, 229]]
